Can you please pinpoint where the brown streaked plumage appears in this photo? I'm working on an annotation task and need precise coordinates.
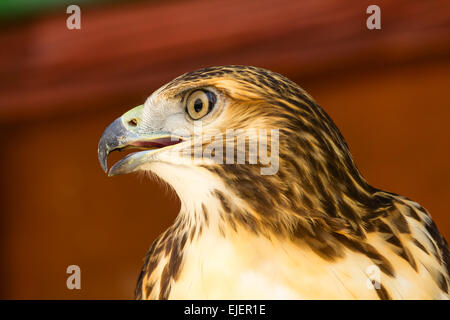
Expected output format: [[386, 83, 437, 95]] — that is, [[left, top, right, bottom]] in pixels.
[[98, 65, 449, 300]]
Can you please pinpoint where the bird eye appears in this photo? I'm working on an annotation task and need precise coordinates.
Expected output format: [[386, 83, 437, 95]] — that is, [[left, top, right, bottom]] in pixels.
[[186, 90, 216, 120]]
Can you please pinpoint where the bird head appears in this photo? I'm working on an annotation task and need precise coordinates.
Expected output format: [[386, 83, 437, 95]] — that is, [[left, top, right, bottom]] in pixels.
[[98, 66, 384, 237], [98, 66, 290, 175]]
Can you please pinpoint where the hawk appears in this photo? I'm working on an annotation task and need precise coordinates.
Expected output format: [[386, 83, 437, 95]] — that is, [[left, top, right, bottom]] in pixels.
[[98, 65, 449, 299]]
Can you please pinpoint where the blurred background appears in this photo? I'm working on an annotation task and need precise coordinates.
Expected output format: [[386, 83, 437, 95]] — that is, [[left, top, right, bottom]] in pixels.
[[0, 0, 449, 299]]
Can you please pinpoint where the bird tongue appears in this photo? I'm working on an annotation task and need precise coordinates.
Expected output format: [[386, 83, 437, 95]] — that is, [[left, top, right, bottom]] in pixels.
[[130, 137, 183, 149]]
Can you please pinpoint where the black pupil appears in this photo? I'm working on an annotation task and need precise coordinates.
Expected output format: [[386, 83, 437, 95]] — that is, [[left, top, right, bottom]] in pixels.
[[194, 99, 203, 113]]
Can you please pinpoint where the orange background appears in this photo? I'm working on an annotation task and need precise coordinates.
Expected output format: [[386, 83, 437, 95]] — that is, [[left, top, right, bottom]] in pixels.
[[0, 0, 449, 299]]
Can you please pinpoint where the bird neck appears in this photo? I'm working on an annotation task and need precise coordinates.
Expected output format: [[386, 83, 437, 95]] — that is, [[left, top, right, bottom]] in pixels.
[[148, 159, 394, 245], [148, 161, 228, 230]]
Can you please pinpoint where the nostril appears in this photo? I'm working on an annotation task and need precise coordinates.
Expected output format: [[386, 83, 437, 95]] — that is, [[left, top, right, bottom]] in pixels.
[[128, 118, 138, 127]]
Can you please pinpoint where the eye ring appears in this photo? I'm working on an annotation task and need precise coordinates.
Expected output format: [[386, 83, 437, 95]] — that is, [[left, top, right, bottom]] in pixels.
[[186, 90, 216, 120]]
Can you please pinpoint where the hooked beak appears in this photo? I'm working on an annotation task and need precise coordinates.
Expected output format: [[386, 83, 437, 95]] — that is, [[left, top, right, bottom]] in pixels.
[[97, 105, 183, 176]]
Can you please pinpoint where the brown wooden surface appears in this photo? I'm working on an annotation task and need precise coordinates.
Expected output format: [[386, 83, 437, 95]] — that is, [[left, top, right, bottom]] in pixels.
[[0, 0, 449, 299]]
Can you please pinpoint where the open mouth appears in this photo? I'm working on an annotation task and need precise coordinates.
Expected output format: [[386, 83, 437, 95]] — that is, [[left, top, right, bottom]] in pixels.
[[101, 135, 184, 177], [126, 137, 183, 150], [97, 112, 186, 176]]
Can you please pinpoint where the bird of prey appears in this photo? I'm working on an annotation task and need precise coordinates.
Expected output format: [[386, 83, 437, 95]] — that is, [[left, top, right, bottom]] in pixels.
[[98, 65, 449, 300]]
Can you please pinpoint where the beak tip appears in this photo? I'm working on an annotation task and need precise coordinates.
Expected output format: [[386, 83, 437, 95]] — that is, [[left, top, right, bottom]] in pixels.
[[97, 116, 127, 176], [98, 150, 108, 174]]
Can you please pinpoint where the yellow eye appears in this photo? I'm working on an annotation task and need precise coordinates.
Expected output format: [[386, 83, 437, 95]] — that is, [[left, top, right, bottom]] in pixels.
[[186, 90, 216, 120]]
